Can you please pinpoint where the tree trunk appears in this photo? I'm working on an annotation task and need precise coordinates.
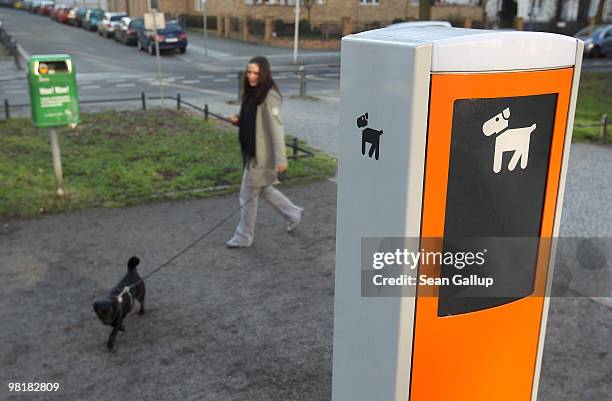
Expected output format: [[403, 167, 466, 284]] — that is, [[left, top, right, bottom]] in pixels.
[[595, 0, 606, 23], [419, 0, 431, 21]]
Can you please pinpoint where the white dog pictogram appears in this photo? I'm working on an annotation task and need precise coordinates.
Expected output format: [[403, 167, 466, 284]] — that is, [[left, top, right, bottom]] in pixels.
[[482, 107, 536, 174]]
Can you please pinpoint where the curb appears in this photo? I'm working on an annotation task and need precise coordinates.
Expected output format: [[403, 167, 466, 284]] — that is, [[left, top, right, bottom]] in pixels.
[[16, 43, 29, 68]]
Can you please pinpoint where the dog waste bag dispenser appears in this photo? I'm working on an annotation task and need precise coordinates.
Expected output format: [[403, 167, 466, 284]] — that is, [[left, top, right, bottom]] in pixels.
[[28, 54, 80, 128], [333, 28, 582, 401]]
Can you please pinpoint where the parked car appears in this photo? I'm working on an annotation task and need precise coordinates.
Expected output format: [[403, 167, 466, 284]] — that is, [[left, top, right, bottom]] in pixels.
[[114, 17, 143, 45], [0, 0, 18, 8], [575, 24, 612, 58], [83, 8, 103, 31], [39, 0, 54, 15], [74, 7, 88, 27], [29, 0, 41, 13], [50, 4, 63, 19], [137, 22, 188, 55], [53, 5, 70, 23], [97, 12, 127, 38], [113, 16, 130, 42], [66, 6, 78, 25], [388, 20, 452, 29]]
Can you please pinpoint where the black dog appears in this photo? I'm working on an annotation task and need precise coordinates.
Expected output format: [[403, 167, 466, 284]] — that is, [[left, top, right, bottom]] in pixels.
[[93, 256, 145, 351]]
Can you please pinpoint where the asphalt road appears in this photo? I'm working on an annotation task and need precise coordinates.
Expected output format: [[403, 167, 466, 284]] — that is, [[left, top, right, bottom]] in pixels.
[[2, 7, 610, 108], [0, 7, 341, 105]]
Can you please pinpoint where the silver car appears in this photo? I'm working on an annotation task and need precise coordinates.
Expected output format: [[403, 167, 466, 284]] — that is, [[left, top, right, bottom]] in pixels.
[[575, 24, 612, 58], [98, 12, 127, 38]]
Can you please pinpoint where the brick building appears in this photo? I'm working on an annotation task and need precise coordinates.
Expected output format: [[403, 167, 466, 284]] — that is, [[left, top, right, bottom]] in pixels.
[[113, 0, 484, 32], [104, 0, 610, 47]]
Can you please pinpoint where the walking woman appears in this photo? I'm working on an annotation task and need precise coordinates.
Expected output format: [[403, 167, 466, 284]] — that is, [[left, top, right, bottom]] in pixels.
[[225, 56, 304, 248]]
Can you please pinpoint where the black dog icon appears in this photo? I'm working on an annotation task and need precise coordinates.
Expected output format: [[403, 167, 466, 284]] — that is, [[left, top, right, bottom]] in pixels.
[[358, 113, 383, 160]]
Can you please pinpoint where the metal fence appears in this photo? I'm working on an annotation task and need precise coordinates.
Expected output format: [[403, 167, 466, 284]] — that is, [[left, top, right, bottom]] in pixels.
[[1, 91, 315, 160], [575, 114, 610, 143], [0, 20, 23, 69]]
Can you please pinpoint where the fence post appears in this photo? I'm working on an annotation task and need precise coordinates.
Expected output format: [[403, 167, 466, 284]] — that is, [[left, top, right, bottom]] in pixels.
[[9, 37, 21, 70], [141, 92, 147, 110], [237, 71, 244, 103], [292, 137, 298, 161], [177, 93, 181, 110], [602, 114, 609, 143], [4, 99, 9, 120], [298, 66, 307, 98], [204, 104, 209, 121]]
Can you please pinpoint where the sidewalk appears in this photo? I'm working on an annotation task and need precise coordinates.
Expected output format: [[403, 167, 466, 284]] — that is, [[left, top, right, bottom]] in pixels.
[[0, 57, 25, 82]]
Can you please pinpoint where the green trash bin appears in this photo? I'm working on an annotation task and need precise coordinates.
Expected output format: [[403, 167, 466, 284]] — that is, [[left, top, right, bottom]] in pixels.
[[28, 54, 80, 128]]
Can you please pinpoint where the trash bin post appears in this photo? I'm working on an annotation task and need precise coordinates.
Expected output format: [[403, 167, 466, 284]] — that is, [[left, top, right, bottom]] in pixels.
[[298, 66, 307, 98], [49, 128, 65, 197]]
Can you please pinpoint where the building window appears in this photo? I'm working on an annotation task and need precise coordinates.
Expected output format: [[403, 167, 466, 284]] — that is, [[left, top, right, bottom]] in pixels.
[[245, 0, 325, 5], [359, 0, 380, 5]]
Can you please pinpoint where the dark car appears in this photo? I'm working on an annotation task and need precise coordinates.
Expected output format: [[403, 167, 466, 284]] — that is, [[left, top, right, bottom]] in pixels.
[[0, 0, 18, 7], [137, 22, 187, 55], [575, 24, 612, 58], [73, 7, 88, 27], [29, 0, 41, 13], [83, 8, 103, 31], [114, 17, 143, 45]]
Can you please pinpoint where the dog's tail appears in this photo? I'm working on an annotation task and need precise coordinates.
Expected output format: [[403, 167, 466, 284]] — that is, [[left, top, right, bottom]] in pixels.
[[128, 256, 140, 271]]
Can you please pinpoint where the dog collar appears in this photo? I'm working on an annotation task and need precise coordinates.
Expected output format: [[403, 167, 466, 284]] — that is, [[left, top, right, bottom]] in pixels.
[[117, 286, 132, 305]]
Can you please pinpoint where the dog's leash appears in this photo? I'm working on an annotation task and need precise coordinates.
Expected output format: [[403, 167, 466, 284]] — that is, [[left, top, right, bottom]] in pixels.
[[114, 167, 292, 297], [115, 189, 262, 296]]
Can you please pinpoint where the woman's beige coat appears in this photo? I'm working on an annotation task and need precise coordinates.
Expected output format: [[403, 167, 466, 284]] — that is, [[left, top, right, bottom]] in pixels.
[[244, 88, 287, 187]]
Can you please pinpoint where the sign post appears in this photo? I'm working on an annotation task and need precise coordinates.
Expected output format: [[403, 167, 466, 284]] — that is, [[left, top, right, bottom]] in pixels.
[[293, 0, 300, 64], [28, 55, 80, 197], [195, 0, 208, 57], [145, 10, 165, 109]]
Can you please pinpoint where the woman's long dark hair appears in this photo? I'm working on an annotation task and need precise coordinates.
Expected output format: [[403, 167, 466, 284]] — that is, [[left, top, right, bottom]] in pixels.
[[242, 56, 281, 105]]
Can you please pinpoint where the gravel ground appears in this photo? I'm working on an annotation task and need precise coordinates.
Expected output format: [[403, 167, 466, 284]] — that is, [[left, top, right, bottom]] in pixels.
[[0, 180, 336, 401], [537, 142, 612, 401]]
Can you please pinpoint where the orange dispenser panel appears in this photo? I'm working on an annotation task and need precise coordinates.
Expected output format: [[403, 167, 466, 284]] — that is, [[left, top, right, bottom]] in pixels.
[[410, 68, 574, 401]]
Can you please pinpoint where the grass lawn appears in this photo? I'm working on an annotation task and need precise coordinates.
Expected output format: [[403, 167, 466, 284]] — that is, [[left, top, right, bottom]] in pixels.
[[573, 71, 612, 141], [0, 110, 337, 218]]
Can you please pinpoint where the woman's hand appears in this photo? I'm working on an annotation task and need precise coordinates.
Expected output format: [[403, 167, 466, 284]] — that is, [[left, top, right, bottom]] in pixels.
[[229, 113, 239, 126], [276, 164, 288, 173]]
